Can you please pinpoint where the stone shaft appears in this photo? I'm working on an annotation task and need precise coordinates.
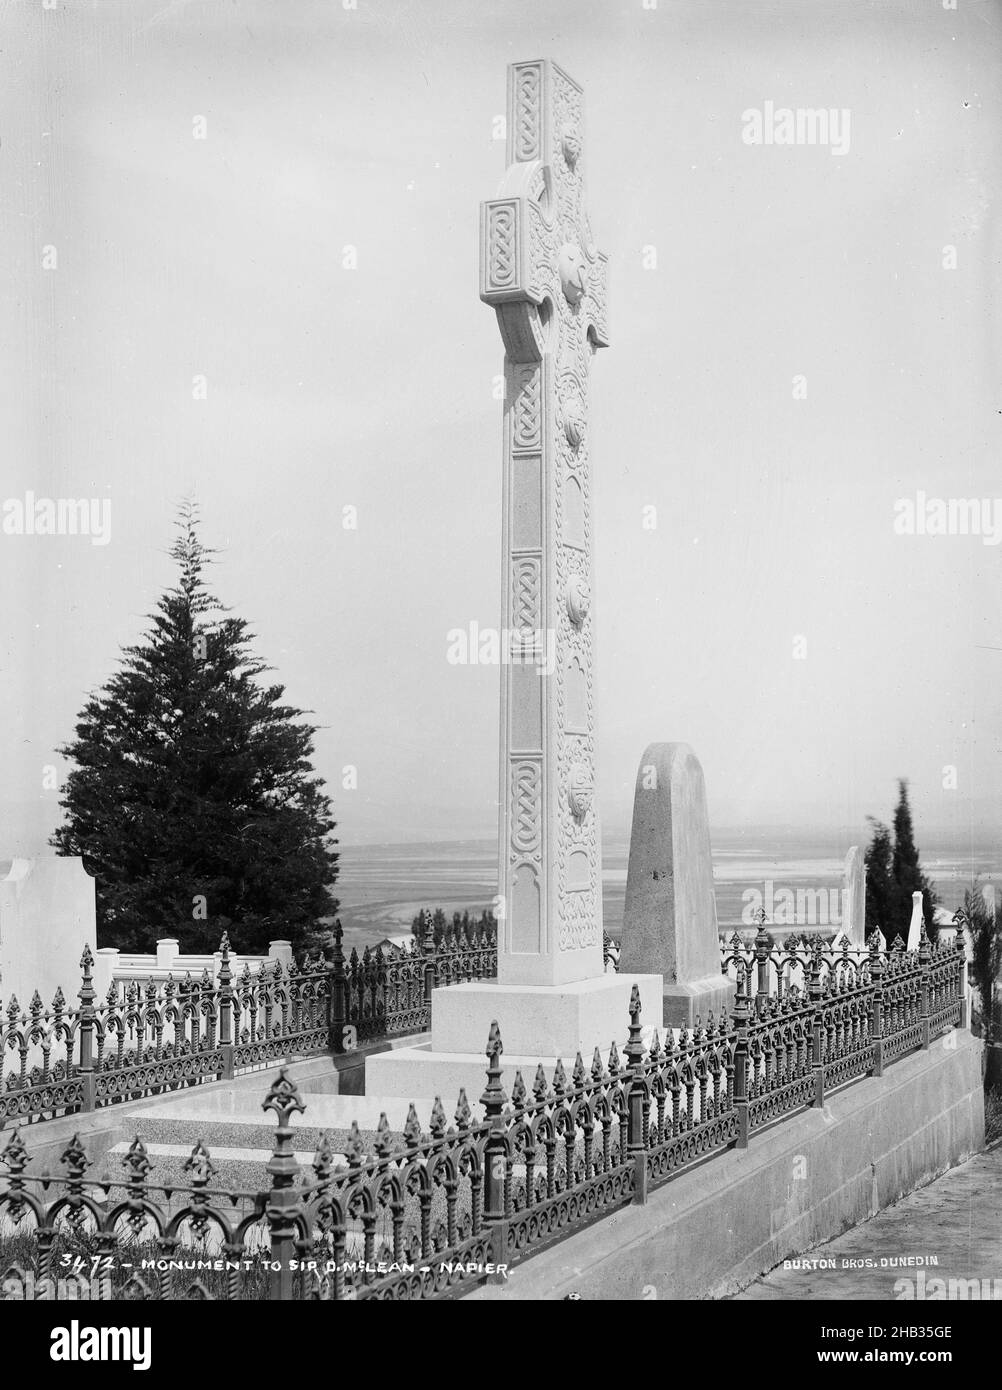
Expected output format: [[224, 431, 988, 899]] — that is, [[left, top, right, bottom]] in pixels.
[[480, 60, 609, 987]]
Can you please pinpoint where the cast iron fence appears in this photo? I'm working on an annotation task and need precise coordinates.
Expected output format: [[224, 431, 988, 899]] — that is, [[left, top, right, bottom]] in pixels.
[[0, 917, 497, 1129], [0, 931, 967, 1300], [719, 914, 968, 1005], [340, 912, 497, 1044]]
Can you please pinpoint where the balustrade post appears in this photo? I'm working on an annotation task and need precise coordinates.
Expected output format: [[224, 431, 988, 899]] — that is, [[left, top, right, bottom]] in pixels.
[[918, 925, 931, 1049], [808, 941, 825, 1107], [753, 912, 771, 1005], [732, 966, 750, 1148], [624, 984, 649, 1204], [218, 932, 234, 1079], [868, 930, 884, 1076], [415, 910, 437, 1005], [328, 919, 346, 1053], [263, 1068, 307, 1301], [954, 921, 968, 1030], [480, 1021, 509, 1283], [76, 946, 97, 1113]]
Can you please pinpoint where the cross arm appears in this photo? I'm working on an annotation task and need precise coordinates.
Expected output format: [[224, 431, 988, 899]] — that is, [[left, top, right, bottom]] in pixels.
[[480, 162, 556, 362]]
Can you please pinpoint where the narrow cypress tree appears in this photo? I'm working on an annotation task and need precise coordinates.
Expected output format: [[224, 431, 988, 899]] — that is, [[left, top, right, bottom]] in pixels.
[[51, 504, 338, 953], [889, 779, 938, 940]]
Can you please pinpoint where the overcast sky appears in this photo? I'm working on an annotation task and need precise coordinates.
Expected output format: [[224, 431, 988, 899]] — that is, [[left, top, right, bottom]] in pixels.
[[1, 0, 1000, 853]]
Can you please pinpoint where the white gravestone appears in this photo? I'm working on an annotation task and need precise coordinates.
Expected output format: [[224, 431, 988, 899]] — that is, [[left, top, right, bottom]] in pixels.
[[906, 889, 924, 952], [842, 845, 866, 945]]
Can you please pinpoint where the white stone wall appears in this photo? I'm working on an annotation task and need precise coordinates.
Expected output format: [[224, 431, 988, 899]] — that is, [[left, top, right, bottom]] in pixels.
[[0, 856, 97, 1007]]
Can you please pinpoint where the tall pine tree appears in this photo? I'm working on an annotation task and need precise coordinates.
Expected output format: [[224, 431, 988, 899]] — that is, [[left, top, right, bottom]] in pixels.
[[51, 505, 338, 953]]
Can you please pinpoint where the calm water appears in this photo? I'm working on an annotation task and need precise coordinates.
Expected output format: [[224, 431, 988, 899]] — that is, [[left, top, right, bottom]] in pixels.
[[334, 828, 1001, 953]]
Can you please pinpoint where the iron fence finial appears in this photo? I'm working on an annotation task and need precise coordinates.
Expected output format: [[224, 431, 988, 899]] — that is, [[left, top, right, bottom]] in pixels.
[[262, 1067, 306, 1130], [429, 1096, 447, 1137], [481, 1021, 507, 1113]]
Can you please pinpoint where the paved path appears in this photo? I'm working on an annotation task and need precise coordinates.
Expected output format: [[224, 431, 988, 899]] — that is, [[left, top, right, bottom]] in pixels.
[[734, 1145, 1002, 1300]]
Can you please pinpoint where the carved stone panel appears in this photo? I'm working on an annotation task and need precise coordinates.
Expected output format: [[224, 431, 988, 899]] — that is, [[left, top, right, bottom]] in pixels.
[[511, 454, 542, 551]]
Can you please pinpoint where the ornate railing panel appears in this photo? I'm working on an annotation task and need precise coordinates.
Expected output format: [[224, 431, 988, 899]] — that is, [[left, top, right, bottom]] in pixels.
[[0, 987, 81, 1127], [231, 953, 331, 1072], [336, 914, 497, 1044], [0, 935, 342, 1126], [638, 1011, 738, 1183], [742, 991, 818, 1131]]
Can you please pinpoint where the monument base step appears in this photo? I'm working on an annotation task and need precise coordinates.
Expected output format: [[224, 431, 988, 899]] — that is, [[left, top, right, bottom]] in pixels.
[[365, 1022, 663, 1104], [428, 971, 664, 1059], [362, 1046, 576, 1104], [662, 975, 736, 1030]]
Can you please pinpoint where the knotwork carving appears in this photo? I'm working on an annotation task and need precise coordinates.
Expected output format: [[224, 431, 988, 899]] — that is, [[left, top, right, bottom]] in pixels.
[[513, 366, 541, 449], [511, 761, 542, 858], [514, 64, 541, 161], [512, 557, 541, 633], [488, 204, 516, 290]]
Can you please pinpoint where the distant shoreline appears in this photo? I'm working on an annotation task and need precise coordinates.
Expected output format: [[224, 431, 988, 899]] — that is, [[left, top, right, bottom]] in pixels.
[[334, 832, 1000, 952]]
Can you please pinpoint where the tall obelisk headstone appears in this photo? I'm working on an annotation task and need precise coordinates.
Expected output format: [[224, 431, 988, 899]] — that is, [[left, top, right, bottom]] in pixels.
[[481, 58, 609, 987], [620, 743, 733, 1028], [842, 845, 866, 945], [366, 60, 661, 1101]]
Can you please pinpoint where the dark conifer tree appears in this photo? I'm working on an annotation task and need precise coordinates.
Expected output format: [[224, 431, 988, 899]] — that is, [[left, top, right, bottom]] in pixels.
[[52, 505, 338, 953], [864, 817, 893, 937], [889, 779, 938, 941]]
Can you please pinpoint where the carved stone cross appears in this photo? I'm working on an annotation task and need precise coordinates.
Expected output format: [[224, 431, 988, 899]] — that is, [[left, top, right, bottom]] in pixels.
[[480, 60, 609, 987]]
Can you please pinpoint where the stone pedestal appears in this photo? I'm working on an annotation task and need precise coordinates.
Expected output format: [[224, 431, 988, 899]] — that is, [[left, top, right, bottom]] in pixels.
[[619, 743, 733, 1029], [365, 970, 663, 1101]]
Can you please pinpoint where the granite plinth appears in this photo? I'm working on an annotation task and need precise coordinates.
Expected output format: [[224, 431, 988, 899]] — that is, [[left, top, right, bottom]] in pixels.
[[366, 971, 663, 1100], [429, 972, 663, 1057]]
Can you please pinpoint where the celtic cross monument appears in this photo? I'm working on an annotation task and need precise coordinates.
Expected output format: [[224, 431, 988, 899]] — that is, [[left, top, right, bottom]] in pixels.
[[480, 59, 609, 987], [367, 61, 660, 1099]]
